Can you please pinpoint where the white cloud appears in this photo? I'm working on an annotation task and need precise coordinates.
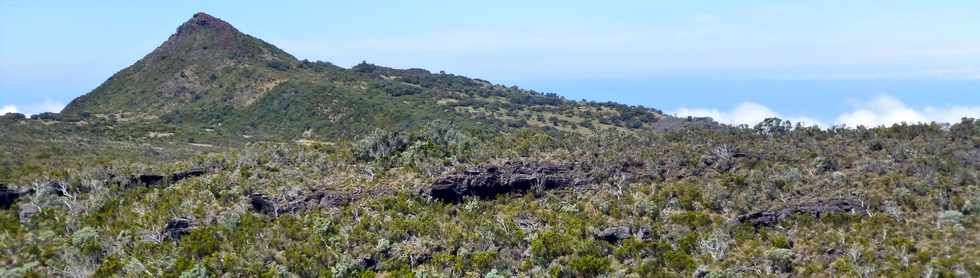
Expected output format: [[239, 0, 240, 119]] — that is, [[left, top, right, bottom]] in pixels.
[[837, 95, 980, 127], [674, 102, 824, 127], [674, 95, 980, 128], [26, 100, 66, 115], [0, 100, 64, 116], [0, 105, 18, 114]]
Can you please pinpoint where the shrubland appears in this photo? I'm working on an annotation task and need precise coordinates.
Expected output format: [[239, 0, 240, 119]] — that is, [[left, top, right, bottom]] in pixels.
[[1, 118, 977, 277]]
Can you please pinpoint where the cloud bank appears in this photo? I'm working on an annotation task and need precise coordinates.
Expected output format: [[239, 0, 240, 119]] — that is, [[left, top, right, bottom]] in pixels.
[[675, 95, 979, 128], [675, 102, 825, 127], [0, 105, 17, 114], [0, 100, 64, 116], [835, 95, 980, 127]]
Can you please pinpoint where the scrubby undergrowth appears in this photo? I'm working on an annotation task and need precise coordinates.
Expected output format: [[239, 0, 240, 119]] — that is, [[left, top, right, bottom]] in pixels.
[[1, 119, 979, 277]]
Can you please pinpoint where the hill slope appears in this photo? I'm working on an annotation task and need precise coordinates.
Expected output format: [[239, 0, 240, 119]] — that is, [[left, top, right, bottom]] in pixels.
[[61, 13, 710, 140]]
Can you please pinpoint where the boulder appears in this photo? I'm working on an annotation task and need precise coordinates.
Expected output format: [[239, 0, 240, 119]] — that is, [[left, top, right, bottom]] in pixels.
[[428, 162, 578, 202], [734, 199, 864, 226]]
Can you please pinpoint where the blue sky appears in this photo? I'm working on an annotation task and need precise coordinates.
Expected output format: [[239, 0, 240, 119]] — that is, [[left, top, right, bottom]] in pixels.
[[2, 1, 979, 126]]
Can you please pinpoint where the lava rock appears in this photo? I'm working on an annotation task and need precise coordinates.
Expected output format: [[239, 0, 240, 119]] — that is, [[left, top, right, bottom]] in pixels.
[[595, 226, 631, 243], [428, 162, 577, 202], [249, 193, 277, 216], [170, 168, 206, 182], [112, 167, 208, 187], [138, 174, 166, 186], [0, 184, 35, 209], [161, 218, 197, 240], [734, 199, 864, 226]]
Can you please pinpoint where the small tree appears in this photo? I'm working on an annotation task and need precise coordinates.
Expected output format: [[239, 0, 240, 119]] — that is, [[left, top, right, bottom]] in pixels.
[[754, 117, 792, 136]]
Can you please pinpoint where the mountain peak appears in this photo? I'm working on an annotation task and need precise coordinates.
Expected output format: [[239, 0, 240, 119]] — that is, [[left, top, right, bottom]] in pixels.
[[62, 11, 298, 116], [176, 12, 238, 37], [145, 12, 294, 62]]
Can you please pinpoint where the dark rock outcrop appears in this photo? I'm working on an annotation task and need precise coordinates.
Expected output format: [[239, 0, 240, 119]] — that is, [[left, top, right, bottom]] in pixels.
[[136, 174, 166, 186], [428, 162, 580, 202], [171, 168, 207, 181], [734, 199, 865, 226], [595, 226, 631, 243], [249, 193, 278, 216], [112, 167, 208, 187], [696, 146, 757, 176], [161, 217, 197, 240], [0, 185, 35, 209]]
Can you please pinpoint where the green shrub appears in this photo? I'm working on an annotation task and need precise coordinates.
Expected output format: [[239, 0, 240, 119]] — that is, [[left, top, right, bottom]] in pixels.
[[677, 232, 701, 252], [963, 197, 980, 215], [180, 226, 221, 258], [485, 269, 508, 278], [770, 234, 792, 249], [670, 211, 712, 227], [663, 250, 695, 271], [71, 226, 101, 256], [470, 251, 497, 271], [570, 255, 611, 276], [95, 256, 124, 277], [766, 248, 795, 272], [530, 230, 573, 263], [353, 129, 406, 162], [663, 183, 703, 210], [938, 210, 964, 227], [179, 263, 209, 278]]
